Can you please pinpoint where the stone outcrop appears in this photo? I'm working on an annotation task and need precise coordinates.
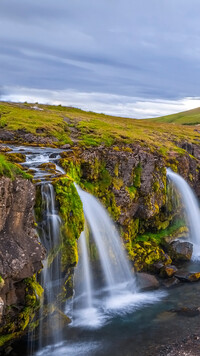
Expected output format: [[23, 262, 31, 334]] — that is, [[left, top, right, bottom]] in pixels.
[[0, 129, 57, 146], [0, 177, 45, 330]]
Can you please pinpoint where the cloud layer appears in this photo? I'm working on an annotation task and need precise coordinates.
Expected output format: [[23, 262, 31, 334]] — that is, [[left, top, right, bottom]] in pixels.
[[1, 0, 200, 117]]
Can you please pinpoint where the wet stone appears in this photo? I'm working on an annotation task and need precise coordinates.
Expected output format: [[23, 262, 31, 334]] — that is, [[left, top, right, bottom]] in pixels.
[[175, 271, 200, 282], [169, 241, 193, 261], [161, 276, 180, 288], [160, 265, 178, 278], [136, 272, 160, 291]]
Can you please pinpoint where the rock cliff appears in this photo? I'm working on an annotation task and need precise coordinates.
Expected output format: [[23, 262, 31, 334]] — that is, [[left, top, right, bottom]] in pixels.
[[0, 177, 45, 347]]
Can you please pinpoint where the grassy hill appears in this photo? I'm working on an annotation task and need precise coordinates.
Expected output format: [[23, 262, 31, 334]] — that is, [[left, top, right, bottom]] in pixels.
[[0, 101, 200, 156], [150, 107, 200, 125]]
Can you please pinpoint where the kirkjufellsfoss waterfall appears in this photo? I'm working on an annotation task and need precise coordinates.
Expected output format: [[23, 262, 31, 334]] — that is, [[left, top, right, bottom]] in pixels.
[[167, 168, 200, 260]]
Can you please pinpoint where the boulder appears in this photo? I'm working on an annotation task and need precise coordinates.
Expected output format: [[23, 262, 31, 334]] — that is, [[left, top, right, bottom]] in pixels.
[[160, 265, 178, 278], [169, 241, 193, 261], [136, 272, 160, 291]]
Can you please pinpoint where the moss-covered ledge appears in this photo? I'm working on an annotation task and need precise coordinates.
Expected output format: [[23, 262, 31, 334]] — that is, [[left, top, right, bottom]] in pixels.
[[53, 176, 84, 271]]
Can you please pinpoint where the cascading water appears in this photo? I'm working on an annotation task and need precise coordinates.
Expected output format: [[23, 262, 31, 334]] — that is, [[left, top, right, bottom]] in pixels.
[[72, 185, 164, 328], [37, 183, 62, 350], [167, 168, 200, 260]]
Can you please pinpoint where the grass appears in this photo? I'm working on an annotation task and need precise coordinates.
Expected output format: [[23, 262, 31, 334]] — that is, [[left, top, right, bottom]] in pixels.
[[0, 101, 200, 153], [0, 154, 32, 179], [150, 107, 200, 125]]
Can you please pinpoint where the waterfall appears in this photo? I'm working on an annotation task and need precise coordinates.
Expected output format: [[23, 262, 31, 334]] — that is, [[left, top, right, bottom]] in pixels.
[[37, 183, 62, 350], [72, 185, 140, 328], [167, 168, 200, 260]]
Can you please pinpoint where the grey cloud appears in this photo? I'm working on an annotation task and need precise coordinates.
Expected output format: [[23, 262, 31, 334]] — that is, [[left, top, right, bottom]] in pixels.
[[1, 0, 200, 108]]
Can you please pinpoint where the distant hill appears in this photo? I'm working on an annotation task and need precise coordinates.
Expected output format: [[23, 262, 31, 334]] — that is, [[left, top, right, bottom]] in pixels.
[[150, 107, 200, 125]]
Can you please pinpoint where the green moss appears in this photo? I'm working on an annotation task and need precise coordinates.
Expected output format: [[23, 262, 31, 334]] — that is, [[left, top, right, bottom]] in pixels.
[[0, 154, 32, 180], [0, 334, 16, 348], [133, 163, 142, 188], [126, 186, 137, 199], [136, 218, 187, 244], [130, 241, 171, 271], [5, 152, 26, 163], [0, 275, 43, 348], [53, 177, 84, 270]]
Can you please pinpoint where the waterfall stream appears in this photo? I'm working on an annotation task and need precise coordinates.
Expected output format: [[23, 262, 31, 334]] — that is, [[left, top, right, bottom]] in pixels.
[[167, 168, 200, 260], [71, 185, 164, 328]]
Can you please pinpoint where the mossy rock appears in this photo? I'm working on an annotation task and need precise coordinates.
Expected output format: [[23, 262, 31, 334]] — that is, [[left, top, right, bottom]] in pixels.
[[38, 162, 56, 171], [5, 152, 26, 163], [130, 241, 172, 271]]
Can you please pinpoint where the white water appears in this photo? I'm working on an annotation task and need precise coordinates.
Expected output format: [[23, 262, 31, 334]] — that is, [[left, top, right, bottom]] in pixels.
[[72, 185, 166, 328], [167, 168, 200, 260]]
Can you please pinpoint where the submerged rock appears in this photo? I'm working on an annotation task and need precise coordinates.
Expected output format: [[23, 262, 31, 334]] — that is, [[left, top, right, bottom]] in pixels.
[[136, 272, 160, 291], [161, 276, 180, 288], [169, 241, 193, 261], [170, 306, 200, 317]]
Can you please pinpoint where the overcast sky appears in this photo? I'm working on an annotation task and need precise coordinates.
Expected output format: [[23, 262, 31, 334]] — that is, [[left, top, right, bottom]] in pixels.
[[1, 0, 200, 118]]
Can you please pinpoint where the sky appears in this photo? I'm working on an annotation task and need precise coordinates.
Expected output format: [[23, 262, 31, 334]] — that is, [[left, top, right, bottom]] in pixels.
[[1, 0, 200, 118]]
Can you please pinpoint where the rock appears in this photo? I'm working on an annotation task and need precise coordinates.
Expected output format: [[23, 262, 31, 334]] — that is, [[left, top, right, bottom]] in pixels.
[[0, 177, 45, 320], [61, 144, 71, 149], [39, 162, 56, 170], [0, 297, 4, 323], [175, 271, 200, 282], [160, 265, 178, 278], [5, 152, 26, 163], [0, 146, 11, 152], [151, 262, 164, 274], [170, 307, 200, 317], [136, 272, 160, 291], [169, 241, 193, 261], [161, 276, 180, 288]]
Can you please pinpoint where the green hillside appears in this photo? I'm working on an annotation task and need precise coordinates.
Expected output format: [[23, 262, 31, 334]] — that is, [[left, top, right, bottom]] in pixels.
[[150, 107, 200, 125], [0, 101, 200, 157]]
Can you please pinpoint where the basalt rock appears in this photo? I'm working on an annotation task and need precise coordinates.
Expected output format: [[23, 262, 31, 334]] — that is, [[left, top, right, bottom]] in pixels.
[[0, 177, 45, 329]]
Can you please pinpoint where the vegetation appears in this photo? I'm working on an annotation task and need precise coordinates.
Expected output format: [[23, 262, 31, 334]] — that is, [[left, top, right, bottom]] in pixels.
[[53, 176, 84, 270], [1, 101, 200, 154], [150, 107, 200, 125], [0, 154, 32, 179]]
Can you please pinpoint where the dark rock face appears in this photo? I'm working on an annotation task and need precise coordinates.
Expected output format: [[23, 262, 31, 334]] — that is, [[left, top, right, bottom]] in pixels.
[[169, 241, 193, 261], [0, 177, 45, 322]]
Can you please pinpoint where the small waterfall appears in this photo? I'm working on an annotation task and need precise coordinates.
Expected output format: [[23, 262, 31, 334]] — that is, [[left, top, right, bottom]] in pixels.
[[72, 185, 139, 327], [167, 168, 200, 260], [37, 183, 62, 350]]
